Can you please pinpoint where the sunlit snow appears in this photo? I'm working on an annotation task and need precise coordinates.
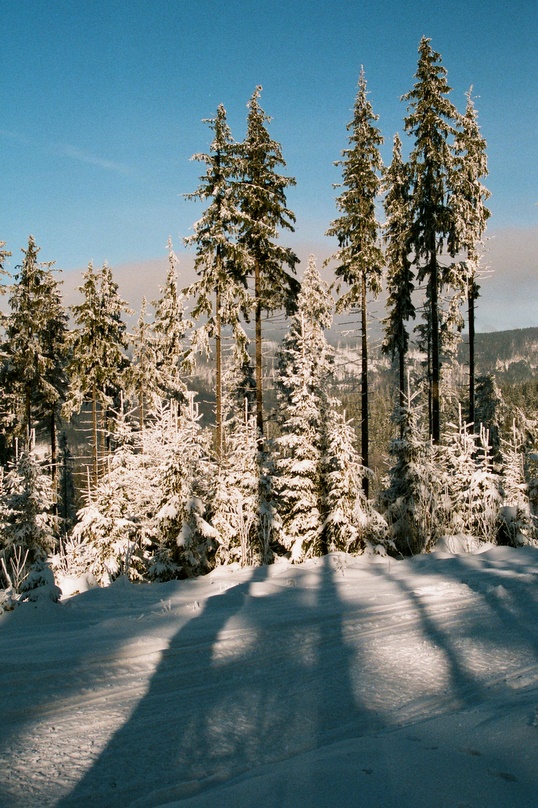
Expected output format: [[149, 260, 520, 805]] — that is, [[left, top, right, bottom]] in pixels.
[[0, 546, 537, 807]]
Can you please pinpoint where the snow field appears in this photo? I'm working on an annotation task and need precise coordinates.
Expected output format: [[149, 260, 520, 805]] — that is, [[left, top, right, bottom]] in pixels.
[[0, 547, 537, 807]]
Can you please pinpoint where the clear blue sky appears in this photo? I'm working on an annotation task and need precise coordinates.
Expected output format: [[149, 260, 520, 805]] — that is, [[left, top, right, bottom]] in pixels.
[[2, 0, 537, 327]]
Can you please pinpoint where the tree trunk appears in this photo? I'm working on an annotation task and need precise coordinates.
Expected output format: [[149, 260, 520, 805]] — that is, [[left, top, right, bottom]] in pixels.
[[429, 253, 441, 444], [92, 385, 98, 488], [468, 278, 476, 430], [254, 259, 264, 439], [215, 276, 223, 460], [361, 274, 369, 498]]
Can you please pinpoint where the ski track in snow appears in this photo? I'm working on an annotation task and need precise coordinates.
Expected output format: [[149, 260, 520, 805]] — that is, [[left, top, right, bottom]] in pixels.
[[0, 547, 537, 807]]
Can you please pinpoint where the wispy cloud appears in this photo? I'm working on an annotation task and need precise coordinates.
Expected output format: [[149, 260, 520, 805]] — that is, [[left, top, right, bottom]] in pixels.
[[56, 143, 133, 176], [1, 127, 133, 176]]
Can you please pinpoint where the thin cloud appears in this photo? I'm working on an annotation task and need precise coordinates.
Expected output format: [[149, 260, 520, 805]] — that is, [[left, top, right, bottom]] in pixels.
[[57, 143, 133, 176], [1, 127, 132, 176]]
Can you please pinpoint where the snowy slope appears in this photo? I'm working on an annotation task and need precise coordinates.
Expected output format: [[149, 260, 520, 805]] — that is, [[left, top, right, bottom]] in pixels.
[[0, 546, 537, 807]]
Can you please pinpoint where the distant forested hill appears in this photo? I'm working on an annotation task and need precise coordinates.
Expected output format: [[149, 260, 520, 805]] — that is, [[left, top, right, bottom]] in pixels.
[[458, 327, 538, 383]]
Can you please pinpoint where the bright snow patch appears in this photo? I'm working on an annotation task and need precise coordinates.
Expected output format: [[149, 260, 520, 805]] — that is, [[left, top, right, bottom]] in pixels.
[[0, 547, 537, 807]]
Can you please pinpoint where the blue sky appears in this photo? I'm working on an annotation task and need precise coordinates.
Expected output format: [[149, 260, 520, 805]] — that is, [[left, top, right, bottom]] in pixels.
[[2, 0, 537, 329]]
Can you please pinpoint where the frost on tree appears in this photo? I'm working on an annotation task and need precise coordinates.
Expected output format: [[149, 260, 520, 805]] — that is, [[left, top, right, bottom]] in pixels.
[[275, 256, 334, 561], [152, 242, 189, 407], [0, 446, 57, 570], [154, 395, 217, 578]]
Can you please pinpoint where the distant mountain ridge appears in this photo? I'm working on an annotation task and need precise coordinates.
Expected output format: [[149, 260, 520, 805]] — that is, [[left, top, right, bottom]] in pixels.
[[458, 326, 538, 383]]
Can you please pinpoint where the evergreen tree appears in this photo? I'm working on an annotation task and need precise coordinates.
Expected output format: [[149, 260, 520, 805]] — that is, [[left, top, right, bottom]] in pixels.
[[326, 68, 384, 495], [184, 105, 250, 457], [154, 395, 217, 577], [69, 403, 152, 584], [152, 242, 189, 406], [451, 88, 491, 426], [66, 262, 131, 485], [128, 297, 160, 428], [238, 86, 299, 437], [2, 237, 69, 460], [321, 406, 384, 553], [403, 37, 460, 443], [382, 133, 415, 411], [381, 393, 440, 555], [0, 445, 57, 566], [275, 256, 334, 561]]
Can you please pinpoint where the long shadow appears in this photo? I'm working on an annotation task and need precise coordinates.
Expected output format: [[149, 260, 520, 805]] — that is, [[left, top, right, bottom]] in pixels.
[[56, 557, 381, 807]]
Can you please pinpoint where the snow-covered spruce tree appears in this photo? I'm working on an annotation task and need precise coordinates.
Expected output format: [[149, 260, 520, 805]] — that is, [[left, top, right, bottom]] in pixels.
[[382, 133, 415, 413], [0, 444, 57, 567], [154, 394, 217, 578], [127, 296, 161, 429], [237, 86, 300, 438], [65, 262, 131, 486], [403, 37, 461, 444], [210, 394, 263, 566], [2, 237, 69, 465], [184, 105, 250, 457], [451, 88, 490, 427], [275, 256, 334, 562], [326, 67, 384, 496], [498, 421, 537, 546], [380, 392, 441, 555], [151, 241, 189, 407], [439, 410, 500, 542], [321, 405, 387, 554], [68, 403, 152, 585]]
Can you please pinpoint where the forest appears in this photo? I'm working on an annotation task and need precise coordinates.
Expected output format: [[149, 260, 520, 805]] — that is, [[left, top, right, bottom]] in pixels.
[[1, 36, 537, 607]]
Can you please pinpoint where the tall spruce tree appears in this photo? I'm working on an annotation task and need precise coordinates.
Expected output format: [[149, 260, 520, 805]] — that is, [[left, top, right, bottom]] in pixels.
[[238, 86, 299, 438], [2, 237, 68, 465], [275, 256, 334, 561], [326, 68, 384, 495], [184, 105, 249, 456], [66, 262, 131, 485], [451, 88, 490, 427], [403, 36, 460, 444], [382, 133, 415, 411]]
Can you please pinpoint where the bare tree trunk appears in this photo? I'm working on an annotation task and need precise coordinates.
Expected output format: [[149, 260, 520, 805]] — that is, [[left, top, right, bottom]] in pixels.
[[254, 259, 264, 439], [361, 274, 369, 498], [92, 385, 98, 488], [215, 277, 223, 459], [430, 254, 441, 444], [468, 278, 476, 430]]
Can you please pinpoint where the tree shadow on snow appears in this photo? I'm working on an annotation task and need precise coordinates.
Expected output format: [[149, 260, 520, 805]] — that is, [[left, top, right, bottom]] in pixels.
[[57, 556, 381, 807]]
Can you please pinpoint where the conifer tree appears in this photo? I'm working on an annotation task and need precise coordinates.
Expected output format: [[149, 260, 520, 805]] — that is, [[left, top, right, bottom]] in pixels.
[[69, 402, 153, 584], [152, 242, 189, 407], [321, 406, 383, 553], [238, 86, 299, 438], [326, 68, 384, 495], [0, 445, 57, 565], [403, 37, 460, 443], [2, 237, 69, 469], [185, 106, 250, 456], [382, 133, 415, 411], [275, 256, 334, 561], [66, 262, 131, 485], [381, 392, 440, 554], [451, 88, 490, 426], [155, 395, 217, 577], [128, 297, 160, 428]]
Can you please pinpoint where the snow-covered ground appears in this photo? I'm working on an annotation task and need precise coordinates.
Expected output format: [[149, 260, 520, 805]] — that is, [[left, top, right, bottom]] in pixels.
[[1, 544, 537, 807]]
